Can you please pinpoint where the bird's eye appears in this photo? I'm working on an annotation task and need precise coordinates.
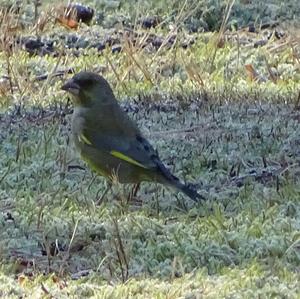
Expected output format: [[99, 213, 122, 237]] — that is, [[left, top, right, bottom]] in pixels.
[[76, 79, 92, 88]]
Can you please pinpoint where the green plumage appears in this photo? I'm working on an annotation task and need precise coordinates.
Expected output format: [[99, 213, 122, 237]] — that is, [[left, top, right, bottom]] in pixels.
[[62, 71, 204, 202]]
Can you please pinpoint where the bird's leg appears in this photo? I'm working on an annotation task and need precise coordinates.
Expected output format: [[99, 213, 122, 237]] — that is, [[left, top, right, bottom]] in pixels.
[[132, 183, 140, 198], [95, 181, 112, 205], [127, 183, 141, 204]]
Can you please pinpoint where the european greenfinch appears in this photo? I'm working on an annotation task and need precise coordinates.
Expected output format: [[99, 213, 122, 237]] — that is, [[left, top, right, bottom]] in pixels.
[[61, 72, 203, 202]]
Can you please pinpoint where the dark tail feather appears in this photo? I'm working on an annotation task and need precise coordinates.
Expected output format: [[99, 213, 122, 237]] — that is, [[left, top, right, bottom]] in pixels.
[[156, 160, 205, 202], [161, 172, 205, 202], [174, 180, 206, 202]]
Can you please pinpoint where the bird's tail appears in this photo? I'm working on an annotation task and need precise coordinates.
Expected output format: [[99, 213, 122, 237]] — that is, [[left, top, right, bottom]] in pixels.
[[156, 162, 205, 202], [157, 167, 206, 202], [172, 180, 205, 202]]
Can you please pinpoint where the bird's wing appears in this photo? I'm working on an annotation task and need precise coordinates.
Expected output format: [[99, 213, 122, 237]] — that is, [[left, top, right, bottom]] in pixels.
[[78, 128, 183, 188], [78, 129, 160, 170]]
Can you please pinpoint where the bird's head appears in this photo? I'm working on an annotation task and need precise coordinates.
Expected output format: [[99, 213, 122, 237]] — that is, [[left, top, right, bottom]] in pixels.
[[61, 72, 115, 107]]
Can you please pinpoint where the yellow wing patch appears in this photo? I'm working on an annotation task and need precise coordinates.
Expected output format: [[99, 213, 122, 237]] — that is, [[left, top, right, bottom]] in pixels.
[[110, 150, 148, 169], [78, 134, 92, 145]]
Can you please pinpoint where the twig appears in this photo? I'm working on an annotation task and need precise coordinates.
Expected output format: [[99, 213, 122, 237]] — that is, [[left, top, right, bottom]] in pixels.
[[35, 68, 74, 81], [59, 217, 81, 276], [112, 218, 129, 282]]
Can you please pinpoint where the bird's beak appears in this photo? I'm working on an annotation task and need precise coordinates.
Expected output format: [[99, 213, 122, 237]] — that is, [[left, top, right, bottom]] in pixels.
[[61, 79, 80, 96]]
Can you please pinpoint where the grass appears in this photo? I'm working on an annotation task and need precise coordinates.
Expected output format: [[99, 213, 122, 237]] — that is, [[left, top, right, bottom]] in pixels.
[[1, 100, 300, 297], [0, 262, 299, 298], [0, 0, 300, 298]]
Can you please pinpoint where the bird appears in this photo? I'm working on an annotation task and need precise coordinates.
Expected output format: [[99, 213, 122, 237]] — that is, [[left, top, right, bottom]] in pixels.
[[61, 71, 204, 202]]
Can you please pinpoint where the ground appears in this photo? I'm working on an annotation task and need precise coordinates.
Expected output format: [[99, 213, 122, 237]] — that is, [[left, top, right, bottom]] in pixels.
[[0, 0, 299, 298]]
